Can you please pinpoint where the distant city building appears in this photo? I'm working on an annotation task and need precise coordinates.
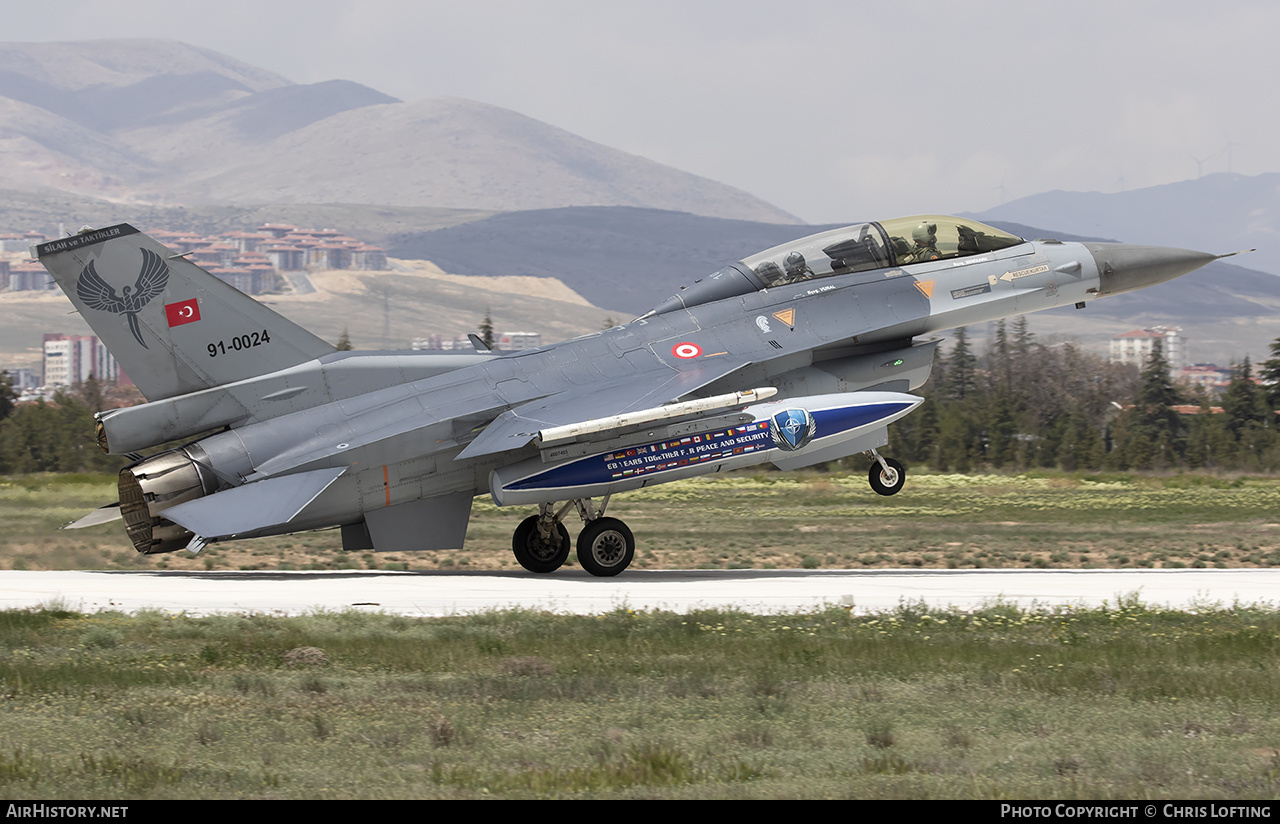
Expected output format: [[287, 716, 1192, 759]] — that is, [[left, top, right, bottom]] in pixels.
[[2, 367, 39, 391], [258, 224, 298, 239], [411, 331, 542, 352], [3, 222, 387, 297], [254, 224, 387, 273], [7, 261, 55, 292], [351, 244, 388, 270], [263, 244, 307, 271], [495, 332, 541, 351], [1110, 326, 1185, 375], [42, 334, 117, 387], [0, 231, 46, 252], [413, 335, 446, 350], [1180, 364, 1232, 395], [412, 335, 475, 351]]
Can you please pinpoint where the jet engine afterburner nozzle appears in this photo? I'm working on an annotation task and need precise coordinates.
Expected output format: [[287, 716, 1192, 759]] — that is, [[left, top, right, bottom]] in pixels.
[[118, 447, 220, 554], [1083, 243, 1217, 297]]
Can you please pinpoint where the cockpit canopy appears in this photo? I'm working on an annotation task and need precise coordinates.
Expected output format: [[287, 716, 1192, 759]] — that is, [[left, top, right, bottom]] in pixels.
[[647, 215, 1025, 316]]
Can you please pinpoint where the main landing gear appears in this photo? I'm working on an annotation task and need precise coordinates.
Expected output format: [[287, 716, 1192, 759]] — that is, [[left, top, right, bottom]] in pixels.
[[512, 494, 635, 577], [511, 456, 903, 576]]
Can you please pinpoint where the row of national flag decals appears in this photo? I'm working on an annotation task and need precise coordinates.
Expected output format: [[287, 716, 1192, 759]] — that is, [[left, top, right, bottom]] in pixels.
[[606, 420, 771, 461], [604, 421, 774, 480]]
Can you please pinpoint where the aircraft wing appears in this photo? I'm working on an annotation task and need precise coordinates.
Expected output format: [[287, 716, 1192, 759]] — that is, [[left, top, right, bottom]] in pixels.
[[455, 358, 752, 460], [240, 357, 753, 481]]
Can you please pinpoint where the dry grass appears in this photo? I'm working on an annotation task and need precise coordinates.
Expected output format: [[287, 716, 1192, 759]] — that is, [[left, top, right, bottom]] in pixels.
[[3, 470, 1279, 573]]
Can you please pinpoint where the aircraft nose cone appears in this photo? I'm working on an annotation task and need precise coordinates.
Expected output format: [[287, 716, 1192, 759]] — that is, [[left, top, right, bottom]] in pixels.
[[1082, 242, 1217, 297]]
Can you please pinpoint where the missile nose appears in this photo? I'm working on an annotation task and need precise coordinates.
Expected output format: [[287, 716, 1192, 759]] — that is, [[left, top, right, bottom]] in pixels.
[[1082, 242, 1217, 297]]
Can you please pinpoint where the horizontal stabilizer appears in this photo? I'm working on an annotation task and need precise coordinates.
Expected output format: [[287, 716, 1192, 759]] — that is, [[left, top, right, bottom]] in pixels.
[[63, 503, 123, 530], [162, 466, 347, 539]]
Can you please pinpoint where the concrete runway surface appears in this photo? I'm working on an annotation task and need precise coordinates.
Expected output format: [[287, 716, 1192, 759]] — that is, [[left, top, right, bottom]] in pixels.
[[0, 568, 1277, 616]]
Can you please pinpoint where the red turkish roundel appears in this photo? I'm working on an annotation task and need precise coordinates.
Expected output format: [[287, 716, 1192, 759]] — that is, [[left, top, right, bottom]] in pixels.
[[672, 342, 702, 359]]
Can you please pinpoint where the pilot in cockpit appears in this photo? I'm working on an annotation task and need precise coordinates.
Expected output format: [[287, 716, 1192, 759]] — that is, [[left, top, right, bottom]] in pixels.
[[782, 251, 815, 282], [754, 260, 784, 286], [902, 222, 942, 263]]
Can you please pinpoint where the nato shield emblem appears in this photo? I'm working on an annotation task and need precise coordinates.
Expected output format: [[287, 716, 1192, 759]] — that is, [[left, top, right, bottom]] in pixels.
[[769, 408, 816, 452]]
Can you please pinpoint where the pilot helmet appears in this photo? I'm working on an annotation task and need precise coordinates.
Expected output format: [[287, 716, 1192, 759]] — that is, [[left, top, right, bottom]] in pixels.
[[783, 251, 809, 278], [912, 222, 937, 246], [755, 260, 783, 283]]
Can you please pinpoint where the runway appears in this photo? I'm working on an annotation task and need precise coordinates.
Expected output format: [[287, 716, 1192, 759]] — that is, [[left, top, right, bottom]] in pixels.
[[0, 568, 1277, 616]]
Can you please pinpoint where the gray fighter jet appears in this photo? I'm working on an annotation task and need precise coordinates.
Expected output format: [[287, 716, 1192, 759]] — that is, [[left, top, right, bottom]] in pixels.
[[36, 215, 1236, 576]]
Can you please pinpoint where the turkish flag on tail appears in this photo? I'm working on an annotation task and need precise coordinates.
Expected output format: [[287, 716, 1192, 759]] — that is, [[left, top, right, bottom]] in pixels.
[[165, 299, 201, 327]]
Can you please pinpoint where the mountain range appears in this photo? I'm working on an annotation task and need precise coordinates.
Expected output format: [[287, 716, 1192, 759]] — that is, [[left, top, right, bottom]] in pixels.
[[0, 39, 796, 223], [0, 38, 1277, 370], [975, 173, 1280, 278]]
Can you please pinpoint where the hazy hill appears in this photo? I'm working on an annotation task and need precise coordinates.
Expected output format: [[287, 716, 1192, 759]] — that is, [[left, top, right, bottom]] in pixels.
[[975, 173, 1280, 277], [389, 206, 846, 313], [0, 39, 798, 222], [0, 189, 493, 244], [0, 38, 287, 96]]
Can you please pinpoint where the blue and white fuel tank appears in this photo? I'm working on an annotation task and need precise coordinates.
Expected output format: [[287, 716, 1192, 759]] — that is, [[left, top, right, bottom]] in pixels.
[[489, 391, 922, 506]]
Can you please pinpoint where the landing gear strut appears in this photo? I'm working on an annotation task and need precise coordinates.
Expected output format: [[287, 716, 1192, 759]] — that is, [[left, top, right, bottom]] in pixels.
[[512, 503, 571, 573], [510, 495, 635, 577], [867, 449, 906, 496]]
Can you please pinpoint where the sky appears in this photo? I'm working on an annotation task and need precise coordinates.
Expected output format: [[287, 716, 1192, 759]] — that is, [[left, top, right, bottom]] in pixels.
[[6, 0, 1278, 224]]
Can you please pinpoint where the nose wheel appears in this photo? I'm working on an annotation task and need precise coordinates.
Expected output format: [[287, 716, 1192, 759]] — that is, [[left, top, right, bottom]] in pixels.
[[867, 450, 906, 496], [511, 495, 635, 576]]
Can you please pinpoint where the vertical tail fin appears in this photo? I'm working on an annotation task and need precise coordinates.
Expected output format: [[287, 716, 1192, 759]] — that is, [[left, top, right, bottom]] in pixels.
[[34, 225, 336, 401]]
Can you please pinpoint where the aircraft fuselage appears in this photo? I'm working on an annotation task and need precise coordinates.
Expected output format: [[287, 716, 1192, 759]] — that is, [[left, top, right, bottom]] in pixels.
[[40, 216, 1219, 570]]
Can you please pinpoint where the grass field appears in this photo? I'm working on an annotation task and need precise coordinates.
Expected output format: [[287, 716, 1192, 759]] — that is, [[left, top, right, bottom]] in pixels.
[[1, 601, 1278, 799], [3, 469, 1280, 573], [3, 470, 1279, 799]]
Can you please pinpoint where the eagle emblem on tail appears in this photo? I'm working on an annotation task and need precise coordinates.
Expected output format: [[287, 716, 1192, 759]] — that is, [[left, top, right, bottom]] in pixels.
[[75, 248, 170, 348]]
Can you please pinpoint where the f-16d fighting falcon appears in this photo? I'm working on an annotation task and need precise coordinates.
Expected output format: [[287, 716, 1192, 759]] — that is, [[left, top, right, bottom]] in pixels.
[[35, 215, 1236, 576]]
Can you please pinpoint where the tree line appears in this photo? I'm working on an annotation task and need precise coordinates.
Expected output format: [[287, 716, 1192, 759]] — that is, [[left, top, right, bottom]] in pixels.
[[1, 319, 1278, 475], [0, 375, 125, 474], [887, 318, 1280, 473]]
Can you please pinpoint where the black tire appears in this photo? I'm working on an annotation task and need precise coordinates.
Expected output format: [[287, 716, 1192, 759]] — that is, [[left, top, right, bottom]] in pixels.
[[512, 515, 571, 573], [868, 458, 906, 496], [576, 517, 635, 577]]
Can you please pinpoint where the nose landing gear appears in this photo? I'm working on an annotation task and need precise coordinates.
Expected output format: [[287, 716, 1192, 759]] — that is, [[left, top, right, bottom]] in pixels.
[[867, 449, 906, 496]]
